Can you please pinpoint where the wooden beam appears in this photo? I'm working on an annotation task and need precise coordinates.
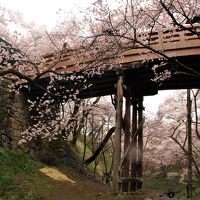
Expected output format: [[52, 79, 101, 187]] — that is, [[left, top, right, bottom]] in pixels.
[[120, 177, 143, 183], [122, 96, 131, 192], [130, 99, 138, 192], [120, 118, 145, 168], [112, 71, 123, 195]]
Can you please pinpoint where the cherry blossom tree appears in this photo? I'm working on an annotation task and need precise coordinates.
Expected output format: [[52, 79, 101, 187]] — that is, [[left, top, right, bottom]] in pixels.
[[1, 1, 200, 171], [82, 0, 200, 83], [143, 115, 185, 175], [155, 90, 200, 183], [0, 4, 118, 145]]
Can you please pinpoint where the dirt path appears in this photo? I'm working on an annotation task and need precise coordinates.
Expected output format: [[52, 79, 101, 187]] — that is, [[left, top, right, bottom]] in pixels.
[[39, 166, 108, 200], [38, 166, 163, 200]]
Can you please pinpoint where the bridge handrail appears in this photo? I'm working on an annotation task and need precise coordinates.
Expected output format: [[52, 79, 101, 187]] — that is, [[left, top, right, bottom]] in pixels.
[[40, 24, 200, 74], [139, 23, 200, 45]]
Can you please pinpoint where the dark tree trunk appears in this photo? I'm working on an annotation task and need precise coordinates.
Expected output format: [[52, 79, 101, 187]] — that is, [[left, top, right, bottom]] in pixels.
[[187, 89, 193, 198]]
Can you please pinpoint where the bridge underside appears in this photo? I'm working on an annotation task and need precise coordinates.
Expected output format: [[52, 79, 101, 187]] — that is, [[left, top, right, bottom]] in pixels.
[[74, 55, 200, 99], [27, 55, 200, 99]]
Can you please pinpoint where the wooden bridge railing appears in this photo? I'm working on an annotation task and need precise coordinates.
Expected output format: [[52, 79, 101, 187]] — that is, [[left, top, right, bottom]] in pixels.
[[122, 24, 200, 63], [41, 24, 200, 75]]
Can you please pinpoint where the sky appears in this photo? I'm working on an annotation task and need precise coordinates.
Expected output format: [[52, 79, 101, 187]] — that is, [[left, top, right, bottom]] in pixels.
[[0, 0, 177, 114], [0, 0, 93, 28], [144, 90, 176, 115]]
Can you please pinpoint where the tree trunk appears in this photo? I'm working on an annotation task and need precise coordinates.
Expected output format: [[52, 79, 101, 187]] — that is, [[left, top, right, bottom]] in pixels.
[[187, 89, 193, 198], [80, 119, 88, 172]]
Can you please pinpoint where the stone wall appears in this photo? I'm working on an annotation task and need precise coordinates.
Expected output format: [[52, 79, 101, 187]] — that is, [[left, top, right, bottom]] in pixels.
[[0, 79, 29, 149], [0, 79, 69, 162]]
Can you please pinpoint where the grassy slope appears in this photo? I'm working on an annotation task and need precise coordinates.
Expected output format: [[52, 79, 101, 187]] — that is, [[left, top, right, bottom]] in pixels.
[[0, 147, 162, 200], [1, 147, 200, 200], [0, 147, 108, 200], [0, 147, 45, 199]]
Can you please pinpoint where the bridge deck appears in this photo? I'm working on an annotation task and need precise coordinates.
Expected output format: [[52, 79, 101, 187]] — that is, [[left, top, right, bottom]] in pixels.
[[31, 24, 200, 98]]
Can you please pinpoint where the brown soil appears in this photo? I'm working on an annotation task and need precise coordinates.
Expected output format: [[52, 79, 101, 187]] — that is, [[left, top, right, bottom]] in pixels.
[[38, 166, 108, 200], [37, 166, 162, 200]]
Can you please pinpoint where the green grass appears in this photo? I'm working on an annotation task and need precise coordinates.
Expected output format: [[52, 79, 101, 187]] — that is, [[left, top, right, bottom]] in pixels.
[[193, 187, 200, 199], [144, 172, 200, 199], [0, 147, 44, 200], [144, 172, 185, 197], [0, 146, 110, 200]]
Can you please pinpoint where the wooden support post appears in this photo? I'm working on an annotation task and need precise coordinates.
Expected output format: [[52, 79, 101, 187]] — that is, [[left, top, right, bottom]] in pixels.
[[137, 97, 144, 190], [122, 96, 131, 192], [130, 98, 138, 192], [112, 72, 123, 195]]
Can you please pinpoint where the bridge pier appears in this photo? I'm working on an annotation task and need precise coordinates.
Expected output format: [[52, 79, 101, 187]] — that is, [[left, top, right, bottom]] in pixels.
[[137, 97, 144, 190], [111, 72, 144, 194], [122, 95, 131, 192], [130, 98, 138, 192], [112, 72, 124, 195], [121, 97, 144, 193]]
